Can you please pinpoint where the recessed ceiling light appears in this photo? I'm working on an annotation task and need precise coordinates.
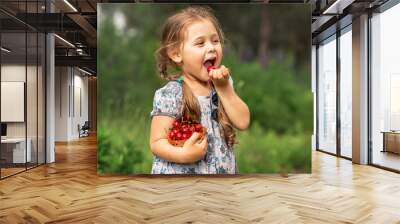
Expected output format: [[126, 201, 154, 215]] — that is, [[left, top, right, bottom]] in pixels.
[[63, 0, 78, 12], [54, 34, 75, 48], [78, 67, 92, 76], [1, 47, 11, 53], [322, 0, 354, 15]]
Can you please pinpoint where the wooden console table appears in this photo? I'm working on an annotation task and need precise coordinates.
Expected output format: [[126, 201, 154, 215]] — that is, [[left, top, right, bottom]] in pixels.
[[381, 131, 400, 154]]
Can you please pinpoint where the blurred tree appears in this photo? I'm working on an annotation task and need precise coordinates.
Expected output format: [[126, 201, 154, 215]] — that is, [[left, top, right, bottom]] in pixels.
[[258, 7, 271, 68]]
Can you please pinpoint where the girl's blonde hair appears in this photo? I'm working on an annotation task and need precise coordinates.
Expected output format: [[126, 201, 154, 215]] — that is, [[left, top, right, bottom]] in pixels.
[[155, 6, 236, 147]]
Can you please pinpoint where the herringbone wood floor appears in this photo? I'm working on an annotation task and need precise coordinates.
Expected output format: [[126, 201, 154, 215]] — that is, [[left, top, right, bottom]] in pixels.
[[1, 135, 400, 223]]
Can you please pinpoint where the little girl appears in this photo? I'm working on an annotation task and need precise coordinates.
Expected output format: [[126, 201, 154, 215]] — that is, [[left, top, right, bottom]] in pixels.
[[149, 6, 250, 174]]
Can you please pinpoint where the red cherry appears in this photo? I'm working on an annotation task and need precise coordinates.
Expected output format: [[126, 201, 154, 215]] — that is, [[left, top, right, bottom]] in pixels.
[[195, 124, 203, 132], [182, 127, 189, 133], [185, 130, 193, 136], [174, 120, 182, 128], [169, 120, 206, 142]]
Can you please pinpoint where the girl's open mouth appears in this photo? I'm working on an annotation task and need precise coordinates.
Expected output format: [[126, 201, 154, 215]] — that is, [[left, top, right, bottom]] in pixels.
[[203, 58, 216, 70]]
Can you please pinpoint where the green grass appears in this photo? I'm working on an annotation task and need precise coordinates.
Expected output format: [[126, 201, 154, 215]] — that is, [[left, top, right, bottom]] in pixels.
[[97, 109, 153, 174], [235, 122, 311, 173], [98, 109, 311, 174]]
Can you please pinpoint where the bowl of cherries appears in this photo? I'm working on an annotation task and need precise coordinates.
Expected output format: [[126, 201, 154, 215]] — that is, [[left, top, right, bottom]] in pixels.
[[167, 119, 206, 147]]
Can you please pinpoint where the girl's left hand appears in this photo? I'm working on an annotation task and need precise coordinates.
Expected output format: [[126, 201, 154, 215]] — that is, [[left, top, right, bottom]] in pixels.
[[209, 65, 230, 87]]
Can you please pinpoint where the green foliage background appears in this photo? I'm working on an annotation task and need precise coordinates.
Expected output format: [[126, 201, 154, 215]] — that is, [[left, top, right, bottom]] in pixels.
[[98, 4, 312, 174]]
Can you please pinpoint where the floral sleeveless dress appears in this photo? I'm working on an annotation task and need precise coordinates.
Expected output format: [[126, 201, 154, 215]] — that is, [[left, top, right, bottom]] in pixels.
[[150, 80, 237, 174]]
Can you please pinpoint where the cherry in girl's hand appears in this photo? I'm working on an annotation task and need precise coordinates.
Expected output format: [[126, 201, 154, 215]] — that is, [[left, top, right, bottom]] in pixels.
[[207, 65, 230, 87]]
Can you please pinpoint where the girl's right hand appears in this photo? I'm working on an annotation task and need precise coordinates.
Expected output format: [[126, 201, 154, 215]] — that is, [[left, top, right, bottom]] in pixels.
[[179, 132, 208, 163]]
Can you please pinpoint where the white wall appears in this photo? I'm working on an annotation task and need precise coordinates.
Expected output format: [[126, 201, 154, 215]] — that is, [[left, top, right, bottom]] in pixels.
[[55, 67, 89, 141], [55, 67, 69, 141], [72, 72, 89, 138], [1, 65, 39, 137]]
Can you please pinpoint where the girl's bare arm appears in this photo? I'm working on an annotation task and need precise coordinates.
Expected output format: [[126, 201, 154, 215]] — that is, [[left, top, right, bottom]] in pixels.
[[215, 84, 250, 130], [209, 65, 250, 130], [149, 116, 185, 163]]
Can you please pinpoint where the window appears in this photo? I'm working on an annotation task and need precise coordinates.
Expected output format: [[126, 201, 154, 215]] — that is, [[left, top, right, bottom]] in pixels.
[[317, 35, 337, 154], [371, 2, 400, 171], [0, 1, 46, 179], [339, 27, 352, 158]]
